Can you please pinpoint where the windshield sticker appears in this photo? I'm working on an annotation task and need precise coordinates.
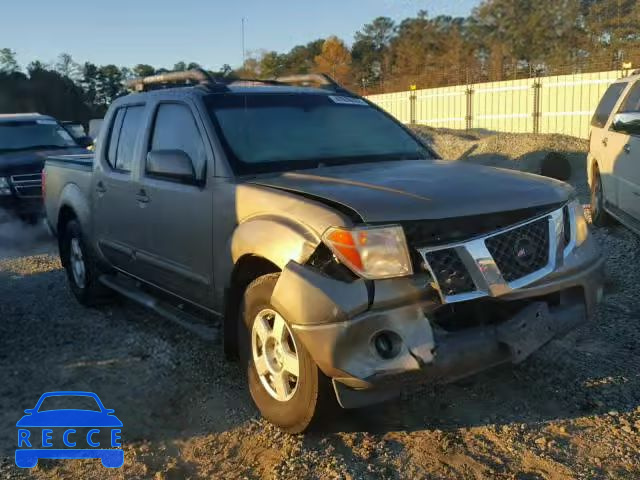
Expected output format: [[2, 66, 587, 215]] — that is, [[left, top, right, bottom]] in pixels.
[[328, 96, 368, 106], [36, 119, 57, 125]]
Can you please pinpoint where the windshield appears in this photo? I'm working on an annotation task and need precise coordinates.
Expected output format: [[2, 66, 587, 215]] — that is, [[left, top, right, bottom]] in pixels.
[[207, 93, 432, 174], [37, 395, 101, 412], [0, 119, 78, 153]]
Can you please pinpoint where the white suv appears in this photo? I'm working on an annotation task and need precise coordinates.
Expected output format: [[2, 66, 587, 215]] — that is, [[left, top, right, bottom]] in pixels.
[[588, 72, 640, 229]]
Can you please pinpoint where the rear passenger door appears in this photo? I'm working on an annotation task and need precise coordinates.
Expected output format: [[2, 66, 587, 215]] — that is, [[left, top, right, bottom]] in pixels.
[[135, 101, 214, 306], [92, 104, 147, 275], [610, 80, 640, 220]]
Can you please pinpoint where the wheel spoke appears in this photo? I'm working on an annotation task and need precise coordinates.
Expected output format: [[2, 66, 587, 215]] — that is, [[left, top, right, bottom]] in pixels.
[[282, 349, 299, 378], [253, 315, 271, 345], [272, 371, 289, 399], [272, 313, 286, 342], [253, 351, 269, 376]]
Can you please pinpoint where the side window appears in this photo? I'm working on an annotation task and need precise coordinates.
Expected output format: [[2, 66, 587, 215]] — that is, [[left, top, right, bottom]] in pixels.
[[106, 108, 125, 168], [619, 81, 640, 113], [147, 103, 206, 179], [591, 83, 627, 128], [115, 106, 145, 172]]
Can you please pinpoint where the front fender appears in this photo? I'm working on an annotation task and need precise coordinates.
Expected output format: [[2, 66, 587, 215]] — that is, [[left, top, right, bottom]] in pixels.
[[230, 215, 320, 270]]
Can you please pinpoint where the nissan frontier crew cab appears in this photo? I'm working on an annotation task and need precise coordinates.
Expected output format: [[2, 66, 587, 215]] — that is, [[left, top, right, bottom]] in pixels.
[[44, 70, 604, 433]]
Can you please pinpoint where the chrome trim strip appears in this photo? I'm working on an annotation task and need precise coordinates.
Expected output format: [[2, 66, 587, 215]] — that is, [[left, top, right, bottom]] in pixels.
[[418, 206, 565, 304]]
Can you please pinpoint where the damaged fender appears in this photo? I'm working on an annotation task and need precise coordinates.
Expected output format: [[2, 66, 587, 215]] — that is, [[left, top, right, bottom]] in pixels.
[[271, 261, 436, 383]]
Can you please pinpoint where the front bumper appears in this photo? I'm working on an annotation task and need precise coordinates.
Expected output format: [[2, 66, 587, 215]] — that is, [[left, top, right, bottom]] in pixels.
[[0, 195, 43, 217], [272, 235, 604, 408]]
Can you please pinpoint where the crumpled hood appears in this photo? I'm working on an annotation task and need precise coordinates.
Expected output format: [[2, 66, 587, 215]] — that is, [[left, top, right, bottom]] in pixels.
[[0, 147, 88, 176], [248, 160, 572, 222]]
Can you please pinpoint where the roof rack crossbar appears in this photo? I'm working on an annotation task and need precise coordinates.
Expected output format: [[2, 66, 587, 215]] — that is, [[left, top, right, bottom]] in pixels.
[[272, 73, 353, 94], [126, 68, 225, 92]]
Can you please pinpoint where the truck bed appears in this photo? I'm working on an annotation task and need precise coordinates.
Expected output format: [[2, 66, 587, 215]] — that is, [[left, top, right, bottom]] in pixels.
[[44, 154, 95, 235]]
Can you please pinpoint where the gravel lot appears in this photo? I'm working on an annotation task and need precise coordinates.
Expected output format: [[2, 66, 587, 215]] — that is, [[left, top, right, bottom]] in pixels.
[[1, 131, 639, 479]]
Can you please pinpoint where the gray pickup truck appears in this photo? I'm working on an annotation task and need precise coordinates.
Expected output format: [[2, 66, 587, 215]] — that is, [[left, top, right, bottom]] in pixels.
[[44, 70, 604, 433]]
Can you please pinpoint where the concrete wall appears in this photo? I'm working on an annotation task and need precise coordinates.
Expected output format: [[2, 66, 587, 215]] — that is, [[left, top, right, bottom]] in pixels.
[[367, 69, 630, 139]]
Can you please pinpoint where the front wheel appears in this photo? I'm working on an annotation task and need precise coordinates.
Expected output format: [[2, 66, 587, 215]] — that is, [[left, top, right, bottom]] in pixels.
[[591, 170, 612, 227], [239, 273, 336, 433]]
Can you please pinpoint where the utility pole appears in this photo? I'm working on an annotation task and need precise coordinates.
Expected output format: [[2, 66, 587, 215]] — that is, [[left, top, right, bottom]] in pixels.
[[242, 17, 246, 67]]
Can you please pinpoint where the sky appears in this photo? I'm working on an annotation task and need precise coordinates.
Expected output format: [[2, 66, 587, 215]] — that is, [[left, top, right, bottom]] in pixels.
[[1, 0, 479, 71]]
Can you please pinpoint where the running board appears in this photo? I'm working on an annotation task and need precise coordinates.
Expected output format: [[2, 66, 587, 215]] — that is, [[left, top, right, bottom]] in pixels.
[[99, 274, 218, 341]]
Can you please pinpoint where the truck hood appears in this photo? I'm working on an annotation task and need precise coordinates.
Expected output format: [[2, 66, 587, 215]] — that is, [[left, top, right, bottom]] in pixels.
[[0, 147, 88, 176], [247, 160, 572, 222]]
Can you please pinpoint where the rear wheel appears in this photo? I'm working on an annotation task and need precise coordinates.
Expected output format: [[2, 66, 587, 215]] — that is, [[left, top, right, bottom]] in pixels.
[[60, 219, 112, 306], [239, 273, 336, 433], [591, 169, 612, 227]]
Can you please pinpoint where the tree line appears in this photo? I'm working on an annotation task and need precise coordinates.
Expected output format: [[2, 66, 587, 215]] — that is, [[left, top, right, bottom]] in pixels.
[[1, 0, 639, 124]]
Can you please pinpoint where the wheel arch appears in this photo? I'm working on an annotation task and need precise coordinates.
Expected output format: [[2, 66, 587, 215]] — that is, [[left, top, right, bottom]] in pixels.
[[223, 254, 282, 360]]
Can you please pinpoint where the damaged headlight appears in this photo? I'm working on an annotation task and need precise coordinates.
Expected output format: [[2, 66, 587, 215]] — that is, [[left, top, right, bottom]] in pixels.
[[322, 225, 413, 279], [0, 177, 10, 196]]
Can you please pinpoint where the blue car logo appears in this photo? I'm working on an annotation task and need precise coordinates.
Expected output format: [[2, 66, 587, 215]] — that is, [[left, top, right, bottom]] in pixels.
[[15, 391, 123, 468]]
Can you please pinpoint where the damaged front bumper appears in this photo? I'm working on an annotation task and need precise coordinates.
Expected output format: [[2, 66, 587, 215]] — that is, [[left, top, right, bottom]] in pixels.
[[271, 231, 604, 409]]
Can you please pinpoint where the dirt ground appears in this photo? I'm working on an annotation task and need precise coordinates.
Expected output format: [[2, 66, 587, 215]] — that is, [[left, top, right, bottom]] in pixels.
[[1, 131, 639, 479]]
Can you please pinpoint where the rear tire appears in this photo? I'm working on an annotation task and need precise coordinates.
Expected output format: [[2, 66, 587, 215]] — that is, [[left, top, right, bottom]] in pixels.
[[60, 219, 112, 306], [591, 169, 613, 227], [238, 273, 336, 433]]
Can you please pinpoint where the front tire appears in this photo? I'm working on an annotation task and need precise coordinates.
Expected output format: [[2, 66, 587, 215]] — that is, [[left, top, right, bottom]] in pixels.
[[239, 273, 335, 433], [591, 169, 612, 227], [60, 219, 112, 306]]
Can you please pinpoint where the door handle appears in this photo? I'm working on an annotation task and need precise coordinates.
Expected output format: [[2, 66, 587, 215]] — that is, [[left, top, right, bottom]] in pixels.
[[96, 181, 106, 194], [624, 144, 631, 154], [602, 137, 608, 147], [136, 189, 150, 204]]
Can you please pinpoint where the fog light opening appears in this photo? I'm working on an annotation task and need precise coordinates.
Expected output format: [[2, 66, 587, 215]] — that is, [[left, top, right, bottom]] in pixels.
[[372, 331, 402, 360]]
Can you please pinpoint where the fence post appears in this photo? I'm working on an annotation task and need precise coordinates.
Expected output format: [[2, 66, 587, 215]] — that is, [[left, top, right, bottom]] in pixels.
[[532, 77, 542, 134], [465, 87, 474, 130], [409, 84, 417, 125]]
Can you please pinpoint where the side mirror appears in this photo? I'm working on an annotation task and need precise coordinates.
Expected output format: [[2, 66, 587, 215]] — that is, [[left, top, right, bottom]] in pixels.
[[76, 136, 94, 148], [24, 409, 34, 414], [146, 150, 196, 183], [611, 112, 640, 135]]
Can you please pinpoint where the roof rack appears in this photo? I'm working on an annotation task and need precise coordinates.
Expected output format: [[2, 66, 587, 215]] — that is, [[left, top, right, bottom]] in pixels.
[[126, 68, 225, 92], [272, 73, 352, 94], [126, 69, 354, 95]]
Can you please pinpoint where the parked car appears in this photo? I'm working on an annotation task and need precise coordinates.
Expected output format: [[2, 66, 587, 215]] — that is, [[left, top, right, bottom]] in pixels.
[[44, 70, 604, 433], [61, 121, 93, 148], [0, 114, 89, 222], [588, 70, 640, 230]]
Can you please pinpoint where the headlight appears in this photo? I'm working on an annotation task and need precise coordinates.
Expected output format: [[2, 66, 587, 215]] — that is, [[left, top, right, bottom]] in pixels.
[[0, 177, 10, 196], [568, 199, 589, 247], [322, 225, 413, 279]]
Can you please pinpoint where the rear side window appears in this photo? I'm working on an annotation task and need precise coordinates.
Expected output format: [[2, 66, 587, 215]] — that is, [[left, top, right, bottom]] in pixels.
[[591, 83, 627, 128], [148, 103, 206, 179], [105, 105, 145, 172], [619, 81, 640, 113]]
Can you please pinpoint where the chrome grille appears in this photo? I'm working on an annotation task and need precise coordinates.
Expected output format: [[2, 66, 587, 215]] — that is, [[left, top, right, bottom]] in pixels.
[[424, 249, 475, 296], [10, 173, 42, 198], [416, 208, 565, 304], [484, 217, 549, 282]]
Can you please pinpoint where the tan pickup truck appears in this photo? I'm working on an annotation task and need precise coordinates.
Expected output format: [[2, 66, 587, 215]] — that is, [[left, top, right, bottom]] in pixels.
[[44, 70, 604, 432]]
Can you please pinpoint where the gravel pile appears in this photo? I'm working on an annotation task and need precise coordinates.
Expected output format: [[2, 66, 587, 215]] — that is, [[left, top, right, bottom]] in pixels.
[[1, 129, 639, 479]]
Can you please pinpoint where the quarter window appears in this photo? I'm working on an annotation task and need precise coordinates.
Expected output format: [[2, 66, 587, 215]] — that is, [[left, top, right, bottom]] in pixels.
[[591, 83, 627, 128], [619, 81, 640, 113], [147, 103, 206, 179]]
